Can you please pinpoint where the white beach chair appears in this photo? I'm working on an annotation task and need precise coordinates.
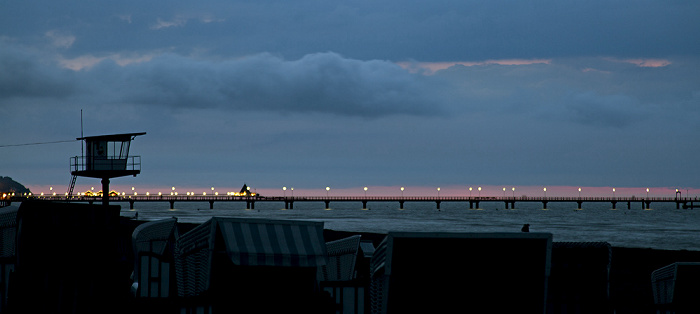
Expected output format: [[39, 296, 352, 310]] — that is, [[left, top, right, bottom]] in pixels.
[[319, 234, 362, 281], [131, 218, 179, 298], [651, 262, 700, 312]]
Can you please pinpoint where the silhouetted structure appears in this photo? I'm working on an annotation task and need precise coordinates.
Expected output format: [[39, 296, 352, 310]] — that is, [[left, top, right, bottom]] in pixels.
[[370, 232, 552, 314], [70, 132, 145, 205], [0, 206, 18, 312], [8, 201, 126, 314]]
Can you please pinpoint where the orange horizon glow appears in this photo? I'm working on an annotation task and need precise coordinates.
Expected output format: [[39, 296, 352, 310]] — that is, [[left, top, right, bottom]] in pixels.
[[397, 59, 552, 74], [606, 57, 672, 68]]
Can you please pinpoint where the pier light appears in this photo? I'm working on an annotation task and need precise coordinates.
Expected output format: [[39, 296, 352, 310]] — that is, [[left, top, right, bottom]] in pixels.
[[215, 192, 218, 196], [283, 187, 287, 198], [291, 187, 294, 197], [437, 187, 440, 197], [503, 187, 506, 197], [613, 188, 616, 197], [401, 187, 404, 197], [146, 192, 150, 196], [50, 186, 53, 191], [326, 186, 330, 197], [578, 188, 581, 198], [478, 186, 481, 197], [512, 187, 515, 197], [203, 192, 206, 196], [364, 187, 368, 197], [469, 187, 472, 197], [646, 188, 649, 198], [543, 187, 547, 197]]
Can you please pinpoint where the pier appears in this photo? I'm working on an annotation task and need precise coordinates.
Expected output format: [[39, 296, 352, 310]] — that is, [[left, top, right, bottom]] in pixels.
[[6, 194, 698, 210]]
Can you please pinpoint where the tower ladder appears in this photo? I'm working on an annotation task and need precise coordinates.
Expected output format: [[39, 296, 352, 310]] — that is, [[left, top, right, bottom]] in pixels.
[[67, 174, 77, 200]]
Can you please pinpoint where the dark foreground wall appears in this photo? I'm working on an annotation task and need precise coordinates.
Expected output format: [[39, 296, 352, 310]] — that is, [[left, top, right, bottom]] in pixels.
[[3, 201, 700, 314]]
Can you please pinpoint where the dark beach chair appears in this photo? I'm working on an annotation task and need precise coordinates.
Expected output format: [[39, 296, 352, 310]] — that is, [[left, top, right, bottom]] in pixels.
[[9, 201, 123, 314], [651, 262, 700, 313], [0, 205, 18, 312], [369, 232, 553, 314], [131, 218, 179, 298], [174, 217, 331, 313]]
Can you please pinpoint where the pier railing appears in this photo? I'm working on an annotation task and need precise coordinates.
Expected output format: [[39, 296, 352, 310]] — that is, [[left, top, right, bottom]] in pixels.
[[8, 194, 697, 210]]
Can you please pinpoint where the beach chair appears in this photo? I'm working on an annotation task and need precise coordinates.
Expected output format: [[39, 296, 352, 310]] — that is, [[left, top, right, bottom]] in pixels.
[[0, 205, 18, 312], [651, 262, 700, 313], [319, 235, 373, 314], [131, 218, 179, 298], [547, 242, 612, 314], [369, 232, 553, 314], [175, 217, 331, 313], [319, 235, 362, 281]]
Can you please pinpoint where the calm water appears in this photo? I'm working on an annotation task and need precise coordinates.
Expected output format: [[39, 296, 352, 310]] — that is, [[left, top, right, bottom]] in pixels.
[[118, 201, 700, 251]]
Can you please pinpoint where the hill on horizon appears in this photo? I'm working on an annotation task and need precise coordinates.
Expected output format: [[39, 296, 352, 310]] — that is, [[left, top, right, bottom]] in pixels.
[[0, 176, 32, 195]]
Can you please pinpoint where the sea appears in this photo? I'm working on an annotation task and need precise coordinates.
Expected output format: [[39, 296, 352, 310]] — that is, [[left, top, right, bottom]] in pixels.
[[116, 200, 700, 251]]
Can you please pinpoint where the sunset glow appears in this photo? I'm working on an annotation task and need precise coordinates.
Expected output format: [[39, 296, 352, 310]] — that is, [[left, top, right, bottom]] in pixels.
[[398, 59, 552, 74]]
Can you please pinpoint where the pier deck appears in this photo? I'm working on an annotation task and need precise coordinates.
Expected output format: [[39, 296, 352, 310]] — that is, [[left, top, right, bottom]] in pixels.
[[7, 195, 698, 210]]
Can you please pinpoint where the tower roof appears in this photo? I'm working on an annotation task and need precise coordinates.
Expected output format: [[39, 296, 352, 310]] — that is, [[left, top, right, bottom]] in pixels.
[[76, 132, 146, 141]]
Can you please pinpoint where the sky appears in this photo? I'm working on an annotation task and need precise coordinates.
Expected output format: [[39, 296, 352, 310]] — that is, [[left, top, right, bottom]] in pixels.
[[1, 0, 699, 197]]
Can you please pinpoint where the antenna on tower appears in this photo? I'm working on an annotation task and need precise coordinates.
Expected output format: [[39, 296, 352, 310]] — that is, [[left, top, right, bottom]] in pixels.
[[80, 109, 84, 156]]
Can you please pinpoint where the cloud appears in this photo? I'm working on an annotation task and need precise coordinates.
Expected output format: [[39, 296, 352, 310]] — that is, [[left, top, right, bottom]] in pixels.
[[398, 59, 552, 75], [0, 45, 76, 100], [151, 17, 188, 30], [433, 58, 699, 128], [58, 53, 157, 71], [3, 1, 697, 62], [45, 30, 75, 48], [92, 52, 444, 117], [0, 44, 443, 117]]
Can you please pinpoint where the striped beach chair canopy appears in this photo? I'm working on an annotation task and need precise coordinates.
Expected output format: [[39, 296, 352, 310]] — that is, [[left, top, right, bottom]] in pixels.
[[216, 217, 328, 267], [176, 217, 328, 297]]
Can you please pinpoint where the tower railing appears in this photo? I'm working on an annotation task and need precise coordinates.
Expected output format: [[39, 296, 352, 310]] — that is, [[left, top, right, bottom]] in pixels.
[[70, 156, 141, 173]]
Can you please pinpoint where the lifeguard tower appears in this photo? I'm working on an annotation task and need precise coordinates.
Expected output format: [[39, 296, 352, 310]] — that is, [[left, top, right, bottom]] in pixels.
[[70, 132, 146, 205]]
